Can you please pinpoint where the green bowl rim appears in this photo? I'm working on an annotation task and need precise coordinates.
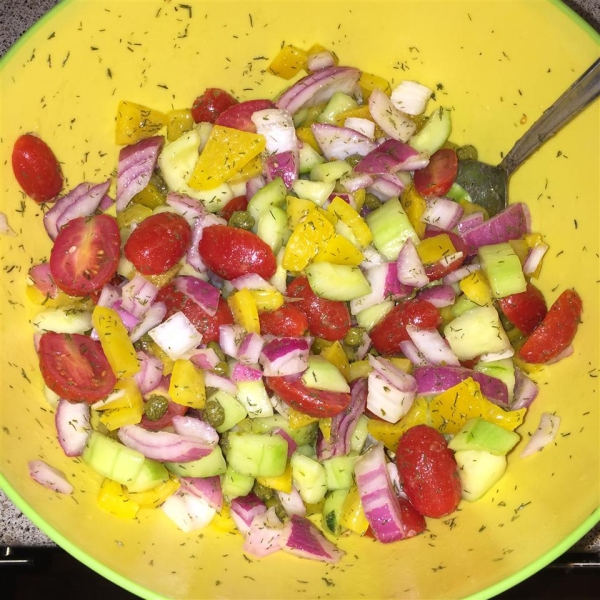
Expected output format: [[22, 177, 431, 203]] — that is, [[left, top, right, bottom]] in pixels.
[[1, 1, 598, 599]]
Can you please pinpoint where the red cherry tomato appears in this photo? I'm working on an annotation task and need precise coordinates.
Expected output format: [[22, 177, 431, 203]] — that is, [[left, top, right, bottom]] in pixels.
[[214, 99, 276, 132], [198, 225, 277, 281], [156, 283, 234, 344], [124, 212, 191, 275], [497, 283, 548, 336], [219, 195, 249, 222], [396, 425, 461, 518], [259, 304, 309, 338], [286, 276, 351, 342], [265, 374, 351, 418], [49, 214, 120, 297], [191, 88, 238, 124], [369, 298, 442, 355], [518, 289, 582, 364], [423, 230, 467, 281], [38, 332, 116, 402], [12, 134, 63, 203], [413, 148, 458, 199]]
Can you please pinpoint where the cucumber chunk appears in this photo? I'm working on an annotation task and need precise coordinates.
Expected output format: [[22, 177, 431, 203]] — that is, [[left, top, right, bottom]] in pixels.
[[474, 358, 516, 401], [310, 160, 353, 183], [226, 432, 288, 478], [449, 418, 520, 456], [451, 295, 480, 318], [209, 390, 248, 433], [127, 458, 169, 493], [305, 262, 371, 301], [301, 356, 350, 393], [478, 243, 527, 298], [247, 177, 287, 224], [256, 206, 289, 254], [290, 452, 327, 504], [355, 300, 395, 331], [221, 466, 255, 499], [454, 449, 507, 502], [409, 107, 452, 155], [350, 414, 370, 453], [165, 446, 227, 478], [235, 380, 274, 419], [323, 454, 356, 490], [323, 488, 350, 536], [317, 92, 358, 125], [298, 144, 325, 175], [292, 179, 335, 206], [251, 415, 318, 446], [32, 308, 92, 334]]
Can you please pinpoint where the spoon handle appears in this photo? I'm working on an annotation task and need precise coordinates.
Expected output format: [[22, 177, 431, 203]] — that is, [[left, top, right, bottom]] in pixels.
[[500, 58, 600, 176]]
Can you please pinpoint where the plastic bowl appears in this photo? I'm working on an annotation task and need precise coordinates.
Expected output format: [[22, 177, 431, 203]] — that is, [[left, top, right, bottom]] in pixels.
[[0, 1, 598, 598]]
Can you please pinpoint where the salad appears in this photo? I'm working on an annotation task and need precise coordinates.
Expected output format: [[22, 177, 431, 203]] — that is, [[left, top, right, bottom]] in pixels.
[[15, 42, 582, 564]]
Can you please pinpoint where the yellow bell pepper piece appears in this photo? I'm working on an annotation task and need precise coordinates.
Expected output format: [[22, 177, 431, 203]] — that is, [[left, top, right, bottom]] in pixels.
[[367, 397, 430, 451], [137, 337, 174, 376], [317, 206, 338, 226], [513, 356, 544, 375], [188, 125, 266, 191], [97, 479, 140, 519], [256, 462, 293, 493], [249, 289, 285, 311], [288, 407, 319, 429], [287, 196, 317, 229], [524, 232, 544, 248], [92, 306, 140, 378], [348, 359, 372, 382], [268, 45, 308, 79], [339, 484, 369, 536], [25, 285, 93, 309], [416, 233, 457, 265], [319, 418, 332, 441], [359, 72, 392, 99], [98, 378, 144, 431], [429, 378, 526, 434], [508, 239, 529, 265], [459, 271, 492, 307], [354, 188, 366, 213], [327, 196, 373, 248], [169, 359, 206, 409], [132, 182, 165, 209], [282, 209, 335, 271], [295, 125, 321, 152], [228, 156, 264, 184], [440, 305, 454, 328], [115, 100, 168, 145], [401, 185, 427, 239], [228, 288, 260, 334], [127, 477, 180, 509], [209, 504, 239, 534], [166, 109, 194, 142], [333, 105, 372, 127], [312, 233, 364, 266], [459, 199, 488, 219], [144, 263, 181, 289], [388, 357, 413, 373], [319, 341, 351, 382]]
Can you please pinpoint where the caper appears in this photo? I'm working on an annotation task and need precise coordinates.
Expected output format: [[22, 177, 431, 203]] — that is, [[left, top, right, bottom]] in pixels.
[[363, 192, 382, 210], [499, 311, 515, 332], [344, 326, 366, 347], [144, 395, 169, 421], [207, 341, 226, 362], [265, 495, 287, 521], [228, 210, 255, 230], [218, 430, 230, 454], [204, 398, 225, 428], [150, 171, 169, 197], [252, 481, 273, 503], [213, 361, 229, 377], [456, 145, 479, 161], [345, 154, 362, 169]]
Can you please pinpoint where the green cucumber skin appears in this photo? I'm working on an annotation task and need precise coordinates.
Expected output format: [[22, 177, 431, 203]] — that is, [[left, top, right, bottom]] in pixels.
[[317, 92, 358, 125], [247, 177, 287, 223], [165, 446, 227, 478], [478, 243, 527, 298], [256, 206, 288, 254], [449, 418, 520, 456], [322, 488, 350, 536], [323, 454, 356, 490], [126, 458, 169, 493], [409, 107, 452, 155], [290, 452, 327, 504], [297, 145, 325, 175]]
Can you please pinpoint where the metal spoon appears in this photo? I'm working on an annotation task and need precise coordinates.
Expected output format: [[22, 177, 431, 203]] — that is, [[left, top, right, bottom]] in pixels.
[[455, 58, 600, 217]]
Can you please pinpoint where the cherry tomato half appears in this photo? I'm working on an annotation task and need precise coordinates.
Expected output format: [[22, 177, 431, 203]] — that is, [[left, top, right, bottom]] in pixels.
[[12, 134, 63, 203], [214, 99, 277, 132], [124, 212, 192, 276], [219, 195, 248, 222], [49, 214, 120, 297], [38, 332, 116, 402], [286, 276, 351, 342], [497, 282, 547, 336], [191, 88, 238, 124], [259, 304, 309, 338], [413, 148, 458, 199]]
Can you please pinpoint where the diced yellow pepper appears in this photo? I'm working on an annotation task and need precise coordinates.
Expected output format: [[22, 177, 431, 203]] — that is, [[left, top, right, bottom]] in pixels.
[[97, 479, 140, 519], [144, 263, 182, 289], [127, 477, 180, 509], [295, 125, 321, 152], [282, 209, 335, 271], [327, 196, 373, 248], [332, 105, 372, 127], [312, 233, 364, 266], [317, 206, 338, 226], [416, 233, 457, 265], [249, 289, 285, 311], [257, 462, 293, 493], [459, 271, 492, 307], [429, 378, 526, 434], [188, 125, 266, 191], [440, 305, 454, 328], [513, 356, 544, 375], [287, 196, 317, 229], [354, 188, 366, 213], [98, 378, 144, 431], [25, 285, 93, 309], [115, 100, 168, 145], [348, 359, 372, 382], [401, 185, 427, 239], [524, 232, 544, 248], [358, 72, 392, 99], [228, 156, 264, 184], [137, 337, 174, 375], [508, 239, 529, 265], [319, 341, 351, 382], [132, 182, 166, 209], [388, 357, 413, 373], [209, 504, 239, 534], [92, 306, 140, 378], [169, 359, 206, 409], [319, 418, 332, 441], [459, 199, 488, 219], [166, 109, 194, 142], [268, 45, 308, 79], [288, 407, 319, 429], [228, 288, 260, 334], [339, 484, 369, 536], [117, 203, 153, 229]]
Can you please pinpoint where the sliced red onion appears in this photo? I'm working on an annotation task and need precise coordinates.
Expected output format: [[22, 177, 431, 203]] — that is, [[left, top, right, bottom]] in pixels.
[[479, 347, 515, 363], [367, 370, 415, 423], [417, 284, 456, 308], [523, 243, 549, 276], [130, 301, 167, 344], [350, 262, 412, 315], [355, 139, 428, 175], [265, 150, 299, 189], [400, 340, 428, 367], [231, 362, 263, 382], [238, 332, 265, 365], [421, 197, 464, 231], [340, 172, 374, 192], [242, 506, 284, 558], [188, 347, 220, 370], [251, 108, 297, 155], [112, 300, 140, 332], [161, 489, 216, 533], [179, 476, 223, 512], [460, 203, 531, 252], [99, 194, 114, 212], [276, 487, 306, 517], [134, 351, 163, 395], [230, 493, 267, 535], [368, 89, 417, 143], [406, 325, 460, 367], [280, 515, 344, 563], [457, 212, 485, 236], [511, 368, 539, 410], [360, 245, 385, 269], [260, 337, 311, 377], [273, 428, 297, 458], [116, 136, 164, 211], [118, 424, 214, 462], [166, 192, 207, 225], [121, 274, 159, 318], [368, 173, 406, 201], [148, 311, 202, 360], [28, 460, 73, 494], [96, 284, 121, 309], [204, 371, 238, 395], [219, 324, 246, 359], [397, 239, 429, 288], [28, 263, 59, 298], [368, 356, 417, 393], [521, 413, 560, 458], [344, 117, 375, 139], [390, 80, 433, 116], [171, 415, 219, 446], [173, 276, 220, 318], [307, 50, 335, 72], [231, 273, 275, 291], [246, 175, 266, 200], [311, 123, 376, 160], [355, 331, 372, 361], [55, 399, 91, 457], [442, 261, 481, 285], [187, 212, 227, 273], [317, 378, 367, 460]]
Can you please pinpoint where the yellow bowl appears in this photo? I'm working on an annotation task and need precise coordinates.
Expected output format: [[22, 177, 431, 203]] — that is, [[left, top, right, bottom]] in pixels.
[[1, 1, 598, 598]]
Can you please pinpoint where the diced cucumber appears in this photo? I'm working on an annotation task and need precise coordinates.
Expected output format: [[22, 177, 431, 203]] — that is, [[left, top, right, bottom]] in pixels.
[[355, 300, 395, 331], [305, 263, 371, 301], [478, 243, 527, 298], [444, 306, 511, 361], [221, 465, 255, 499], [293, 108, 309, 128], [292, 179, 335, 206], [409, 107, 452, 155], [32, 308, 92, 334], [193, 183, 235, 213], [251, 415, 318, 447], [247, 177, 287, 224], [126, 458, 169, 493], [454, 449, 507, 502], [310, 160, 353, 183], [322, 488, 350, 536], [290, 452, 328, 504], [317, 92, 358, 125], [165, 446, 227, 478], [323, 454, 356, 490], [82, 431, 145, 487], [209, 390, 248, 433], [226, 432, 288, 478], [296, 444, 318, 459], [446, 182, 472, 203], [301, 356, 350, 393], [43, 386, 60, 408], [366, 197, 419, 260], [256, 206, 289, 254], [269, 247, 287, 294], [298, 143, 326, 174], [451, 295, 480, 318], [235, 380, 274, 419], [449, 418, 520, 456], [350, 415, 370, 454], [336, 220, 361, 249], [474, 358, 516, 401]]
